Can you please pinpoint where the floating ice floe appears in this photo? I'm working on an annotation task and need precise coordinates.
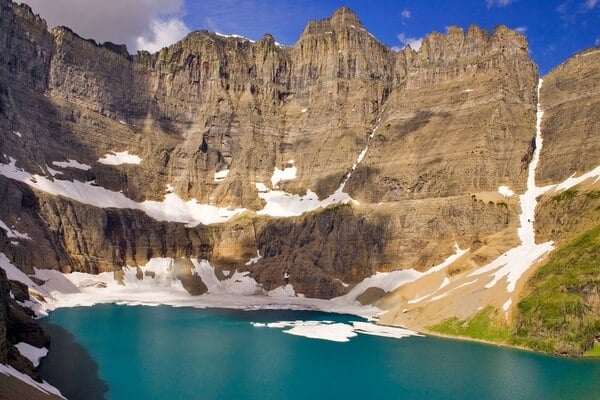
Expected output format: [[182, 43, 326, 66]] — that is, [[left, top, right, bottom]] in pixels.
[[252, 320, 422, 342], [52, 159, 92, 171], [98, 151, 142, 165]]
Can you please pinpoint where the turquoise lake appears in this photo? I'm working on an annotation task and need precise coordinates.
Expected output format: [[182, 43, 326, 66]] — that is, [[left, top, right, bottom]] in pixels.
[[39, 305, 600, 400]]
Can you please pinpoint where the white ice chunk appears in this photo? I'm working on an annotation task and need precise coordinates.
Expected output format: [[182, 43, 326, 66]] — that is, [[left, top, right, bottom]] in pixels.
[[98, 151, 142, 165], [264, 321, 357, 342]]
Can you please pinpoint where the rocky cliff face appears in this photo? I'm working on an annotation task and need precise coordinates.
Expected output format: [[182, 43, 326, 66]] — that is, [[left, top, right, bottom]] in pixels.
[[0, 0, 598, 354], [537, 47, 600, 185]]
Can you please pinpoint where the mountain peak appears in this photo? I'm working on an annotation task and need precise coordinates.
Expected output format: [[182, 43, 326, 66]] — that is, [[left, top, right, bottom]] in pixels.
[[330, 6, 362, 28]]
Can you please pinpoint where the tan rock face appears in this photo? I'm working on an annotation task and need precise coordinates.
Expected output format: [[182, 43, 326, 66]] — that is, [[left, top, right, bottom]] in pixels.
[[4, 0, 591, 305], [538, 47, 600, 185]]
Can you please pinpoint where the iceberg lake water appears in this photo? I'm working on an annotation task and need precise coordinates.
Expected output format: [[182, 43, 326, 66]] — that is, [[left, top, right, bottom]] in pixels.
[[39, 305, 600, 400]]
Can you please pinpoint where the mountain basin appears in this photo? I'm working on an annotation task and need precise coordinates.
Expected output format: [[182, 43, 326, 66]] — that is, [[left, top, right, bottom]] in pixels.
[[39, 305, 600, 400]]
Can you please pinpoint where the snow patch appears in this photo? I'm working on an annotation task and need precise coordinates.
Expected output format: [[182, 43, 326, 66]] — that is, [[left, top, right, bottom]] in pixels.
[[469, 80, 555, 301], [271, 165, 297, 188], [340, 243, 468, 303], [191, 259, 264, 295], [12, 130, 22, 138], [46, 166, 62, 177], [15, 343, 48, 368], [256, 185, 356, 217], [214, 169, 230, 182], [52, 159, 92, 171], [498, 186, 515, 197], [268, 284, 303, 298], [0, 159, 245, 226], [0, 219, 31, 240], [215, 32, 254, 42], [0, 253, 38, 287], [0, 363, 64, 398], [98, 151, 142, 165], [245, 250, 262, 265]]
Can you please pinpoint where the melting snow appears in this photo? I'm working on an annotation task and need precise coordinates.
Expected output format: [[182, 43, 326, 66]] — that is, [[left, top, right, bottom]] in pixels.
[[469, 79, 556, 307], [52, 159, 92, 171], [0, 219, 31, 240], [98, 151, 142, 165], [0, 363, 64, 398], [214, 32, 255, 42], [268, 284, 302, 298], [498, 186, 515, 197], [15, 343, 48, 368], [256, 185, 355, 217], [214, 169, 230, 182], [0, 159, 246, 226], [191, 259, 264, 295], [0, 252, 38, 287], [336, 244, 468, 303], [271, 165, 297, 188], [245, 250, 262, 265]]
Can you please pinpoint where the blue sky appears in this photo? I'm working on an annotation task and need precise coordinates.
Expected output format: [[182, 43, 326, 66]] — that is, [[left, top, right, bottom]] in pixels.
[[183, 0, 599, 74], [24, 0, 599, 74]]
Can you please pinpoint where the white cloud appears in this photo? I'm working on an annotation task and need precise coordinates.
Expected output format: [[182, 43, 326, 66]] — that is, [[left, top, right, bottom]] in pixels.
[[395, 33, 423, 51], [486, 0, 514, 7], [136, 18, 190, 52], [514, 26, 527, 33], [585, 0, 598, 9], [401, 8, 411, 19], [22, 0, 190, 53], [596, 38, 600, 46]]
